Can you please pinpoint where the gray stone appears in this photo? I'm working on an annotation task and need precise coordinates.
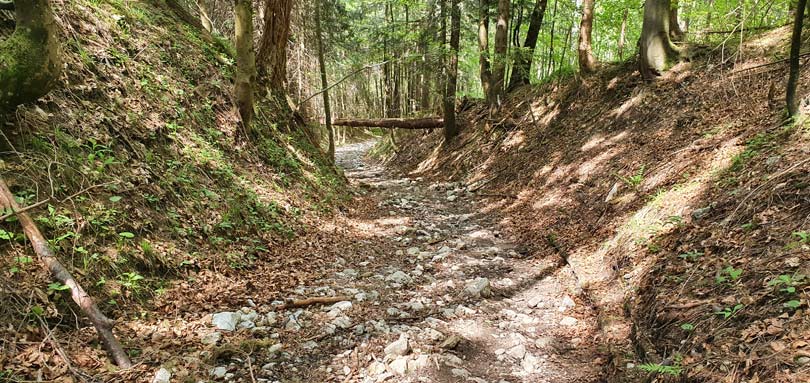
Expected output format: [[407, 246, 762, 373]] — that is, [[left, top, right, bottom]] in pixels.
[[406, 247, 420, 255], [451, 368, 469, 378], [464, 278, 492, 298], [507, 344, 526, 360], [152, 368, 171, 383], [386, 270, 412, 285], [385, 335, 411, 357], [210, 367, 227, 378], [329, 301, 353, 312], [201, 332, 221, 345], [389, 357, 409, 375], [212, 312, 241, 332], [332, 315, 353, 329]]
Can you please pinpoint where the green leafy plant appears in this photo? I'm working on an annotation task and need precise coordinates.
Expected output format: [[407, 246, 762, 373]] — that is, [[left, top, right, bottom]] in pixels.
[[680, 323, 695, 331], [768, 273, 805, 294], [793, 231, 809, 243], [118, 272, 145, 290], [119, 232, 135, 239], [620, 165, 646, 188], [678, 250, 703, 261], [47, 282, 71, 292], [715, 304, 744, 319], [784, 300, 802, 309], [637, 354, 683, 376], [716, 266, 743, 284]]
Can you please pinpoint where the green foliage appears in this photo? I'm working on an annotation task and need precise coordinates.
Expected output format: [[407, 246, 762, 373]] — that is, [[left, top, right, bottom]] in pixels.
[[716, 266, 743, 284], [619, 166, 645, 188], [637, 354, 683, 376], [678, 250, 703, 261], [715, 304, 744, 319], [680, 323, 695, 331]]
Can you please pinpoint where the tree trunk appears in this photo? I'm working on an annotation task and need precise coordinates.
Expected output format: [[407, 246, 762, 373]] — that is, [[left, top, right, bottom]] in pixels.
[[578, 0, 597, 73], [639, 0, 680, 80], [256, 0, 292, 93], [787, 0, 807, 116], [508, 0, 549, 89], [315, 0, 334, 161], [492, 0, 510, 110], [334, 118, 444, 129], [0, 179, 132, 368], [618, 8, 628, 59], [669, 0, 685, 41], [233, 0, 256, 127], [444, 0, 460, 140], [478, 0, 493, 103], [0, 0, 61, 112]]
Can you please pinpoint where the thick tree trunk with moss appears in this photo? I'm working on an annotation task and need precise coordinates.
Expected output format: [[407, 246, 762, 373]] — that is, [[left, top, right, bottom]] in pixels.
[[233, 0, 256, 128], [0, 0, 61, 112], [578, 0, 597, 74], [639, 0, 680, 80]]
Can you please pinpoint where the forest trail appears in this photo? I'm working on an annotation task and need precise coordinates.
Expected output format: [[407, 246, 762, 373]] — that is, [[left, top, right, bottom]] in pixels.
[[215, 141, 606, 382]]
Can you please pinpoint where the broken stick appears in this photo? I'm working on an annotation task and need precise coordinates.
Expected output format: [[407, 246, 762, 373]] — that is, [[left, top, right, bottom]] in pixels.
[[0, 178, 132, 368], [275, 296, 351, 311]]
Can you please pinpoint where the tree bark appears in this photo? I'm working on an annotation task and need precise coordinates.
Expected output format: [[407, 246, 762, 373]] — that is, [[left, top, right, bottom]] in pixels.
[[508, 0, 549, 89], [491, 0, 510, 110], [0, 0, 61, 112], [256, 0, 292, 92], [578, 0, 597, 73], [787, 0, 807, 116], [0, 179, 132, 368], [444, 0, 460, 140], [618, 8, 628, 59], [639, 0, 680, 80], [197, 0, 213, 33], [333, 118, 444, 129], [233, 0, 256, 127], [478, 0, 493, 103], [315, 0, 334, 161], [669, 0, 685, 41]]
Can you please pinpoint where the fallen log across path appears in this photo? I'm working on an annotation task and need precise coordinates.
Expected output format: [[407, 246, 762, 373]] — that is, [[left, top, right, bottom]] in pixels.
[[333, 117, 443, 129]]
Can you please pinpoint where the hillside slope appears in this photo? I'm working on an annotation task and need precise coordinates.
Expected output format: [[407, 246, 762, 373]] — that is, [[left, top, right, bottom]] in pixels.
[[0, 0, 346, 379], [386, 26, 810, 382]]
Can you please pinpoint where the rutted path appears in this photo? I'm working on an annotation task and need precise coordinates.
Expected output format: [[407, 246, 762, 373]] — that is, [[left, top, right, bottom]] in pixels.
[[203, 141, 604, 383]]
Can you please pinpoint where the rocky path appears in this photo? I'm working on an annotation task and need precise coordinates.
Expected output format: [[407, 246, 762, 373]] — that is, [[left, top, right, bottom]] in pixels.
[[199, 141, 605, 383]]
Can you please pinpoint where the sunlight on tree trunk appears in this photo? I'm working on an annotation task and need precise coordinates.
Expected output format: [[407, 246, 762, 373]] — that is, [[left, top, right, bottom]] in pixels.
[[492, 0, 509, 111], [0, 0, 61, 112], [578, 0, 597, 74], [669, 0, 685, 41], [315, 0, 334, 162], [233, 0, 256, 128], [618, 8, 628, 59], [639, 0, 680, 80], [197, 0, 213, 33], [444, 0, 460, 141], [478, 0, 492, 104], [786, 0, 807, 117]]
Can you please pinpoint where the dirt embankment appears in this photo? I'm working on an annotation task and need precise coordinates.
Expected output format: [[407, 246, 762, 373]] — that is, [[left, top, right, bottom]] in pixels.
[[386, 27, 810, 382]]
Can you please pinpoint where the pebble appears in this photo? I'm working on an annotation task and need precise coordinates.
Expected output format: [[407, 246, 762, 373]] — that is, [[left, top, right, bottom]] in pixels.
[[210, 366, 227, 379], [384, 335, 411, 357], [464, 277, 492, 298], [152, 368, 171, 383], [560, 316, 578, 326], [212, 312, 241, 332], [386, 270, 412, 285]]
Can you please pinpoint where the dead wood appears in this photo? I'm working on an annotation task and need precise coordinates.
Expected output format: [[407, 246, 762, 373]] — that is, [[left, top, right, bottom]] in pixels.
[[275, 295, 351, 310], [0, 178, 132, 368]]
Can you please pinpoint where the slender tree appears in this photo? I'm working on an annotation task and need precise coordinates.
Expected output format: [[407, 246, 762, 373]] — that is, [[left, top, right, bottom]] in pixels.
[[508, 0, 549, 89], [787, 0, 808, 116], [639, 0, 680, 80], [233, 0, 256, 127], [492, 0, 510, 110], [618, 8, 628, 59], [444, 0, 460, 140], [669, 0, 685, 41], [478, 0, 493, 103], [578, 0, 597, 73], [315, 0, 335, 161]]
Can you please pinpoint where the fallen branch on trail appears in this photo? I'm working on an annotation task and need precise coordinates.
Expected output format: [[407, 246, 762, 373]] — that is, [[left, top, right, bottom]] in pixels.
[[333, 118, 444, 129], [0, 178, 132, 368], [275, 296, 351, 310]]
